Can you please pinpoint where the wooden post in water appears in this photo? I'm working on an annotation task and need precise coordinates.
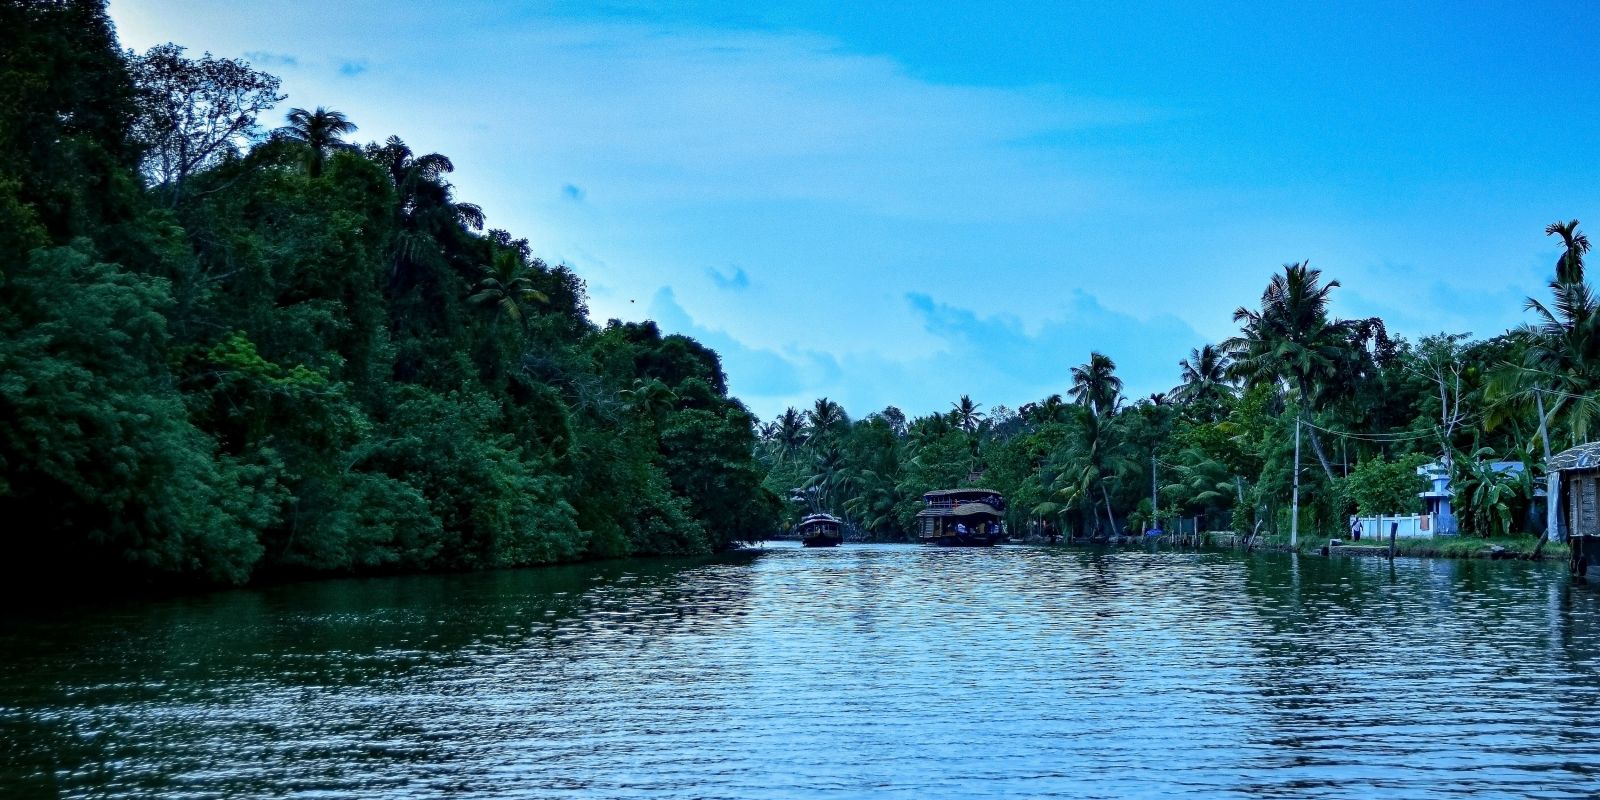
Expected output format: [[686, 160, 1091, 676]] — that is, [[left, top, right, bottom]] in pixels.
[[1389, 521, 1398, 561]]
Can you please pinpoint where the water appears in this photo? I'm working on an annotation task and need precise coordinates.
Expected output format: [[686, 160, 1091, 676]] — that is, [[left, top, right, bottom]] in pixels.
[[4, 544, 1600, 798]]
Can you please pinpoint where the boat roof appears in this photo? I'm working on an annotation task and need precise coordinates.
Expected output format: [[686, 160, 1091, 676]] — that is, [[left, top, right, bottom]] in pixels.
[[916, 502, 1002, 519], [798, 513, 842, 525], [922, 488, 1002, 499]]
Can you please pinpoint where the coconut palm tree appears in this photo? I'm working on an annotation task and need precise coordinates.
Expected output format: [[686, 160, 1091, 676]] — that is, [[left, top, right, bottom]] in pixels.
[[1045, 409, 1131, 538], [467, 248, 548, 326], [772, 407, 809, 462], [1069, 352, 1123, 417], [806, 397, 847, 443], [1224, 262, 1356, 479], [1171, 343, 1233, 407], [619, 378, 676, 428], [804, 446, 848, 513], [366, 136, 486, 285], [950, 395, 985, 434], [1020, 394, 1071, 425], [277, 106, 357, 177], [1501, 221, 1600, 447]]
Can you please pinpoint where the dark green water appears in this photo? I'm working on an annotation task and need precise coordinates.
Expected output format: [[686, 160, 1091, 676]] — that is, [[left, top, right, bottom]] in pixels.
[[4, 544, 1600, 798]]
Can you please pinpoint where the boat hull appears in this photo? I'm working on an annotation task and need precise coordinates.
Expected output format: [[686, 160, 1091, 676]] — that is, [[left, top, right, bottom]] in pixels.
[[802, 536, 843, 548], [923, 533, 1004, 547]]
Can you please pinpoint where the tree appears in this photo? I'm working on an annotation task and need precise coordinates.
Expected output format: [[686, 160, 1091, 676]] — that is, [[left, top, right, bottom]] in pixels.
[[1494, 220, 1600, 451], [770, 407, 809, 461], [1451, 448, 1526, 538], [1410, 332, 1471, 460], [1226, 262, 1355, 480], [1172, 343, 1233, 410], [871, 406, 908, 438], [127, 44, 283, 194], [1547, 219, 1589, 283], [467, 248, 549, 327], [806, 397, 848, 442], [1069, 352, 1123, 417], [0, 0, 140, 245], [951, 394, 985, 434], [1020, 394, 1071, 425], [366, 136, 485, 287], [276, 106, 357, 177]]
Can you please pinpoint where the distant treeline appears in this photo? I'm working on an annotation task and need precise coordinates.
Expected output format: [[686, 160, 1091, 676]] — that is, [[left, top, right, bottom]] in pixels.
[[758, 242, 1595, 544], [0, 1, 777, 588]]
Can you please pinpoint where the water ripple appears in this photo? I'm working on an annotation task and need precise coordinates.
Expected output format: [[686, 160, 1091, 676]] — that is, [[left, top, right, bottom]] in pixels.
[[4, 545, 1600, 798]]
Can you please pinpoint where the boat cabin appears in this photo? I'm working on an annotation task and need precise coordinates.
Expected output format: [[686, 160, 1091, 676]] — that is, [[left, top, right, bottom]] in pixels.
[[798, 513, 844, 547], [916, 489, 1006, 546]]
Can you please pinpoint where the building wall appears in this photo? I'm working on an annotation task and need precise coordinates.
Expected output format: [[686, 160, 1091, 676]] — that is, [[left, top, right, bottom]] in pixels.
[[1353, 514, 1439, 539], [1571, 471, 1599, 537]]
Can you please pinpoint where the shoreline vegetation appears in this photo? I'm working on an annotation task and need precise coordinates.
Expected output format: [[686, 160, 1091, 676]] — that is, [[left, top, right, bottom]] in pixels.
[[3, 3, 1594, 595], [3, 4, 777, 592]]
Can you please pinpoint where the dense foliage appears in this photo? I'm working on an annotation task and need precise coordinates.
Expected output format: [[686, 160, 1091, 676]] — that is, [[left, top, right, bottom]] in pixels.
[[757, 237, 1595, 544], [0, 1, 776, 589]]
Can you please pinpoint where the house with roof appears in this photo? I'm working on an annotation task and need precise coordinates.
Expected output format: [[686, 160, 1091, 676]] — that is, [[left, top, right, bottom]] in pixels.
[[1549, 442, 1600, 577]]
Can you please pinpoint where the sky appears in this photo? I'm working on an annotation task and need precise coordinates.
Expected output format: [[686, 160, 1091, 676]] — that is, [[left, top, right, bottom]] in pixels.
[[109, 0, 1600, 421]]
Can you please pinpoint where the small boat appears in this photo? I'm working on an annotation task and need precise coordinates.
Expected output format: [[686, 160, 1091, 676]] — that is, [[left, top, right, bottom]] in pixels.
[[798, 513, 844, 547], [915, 489, 1007, 546]]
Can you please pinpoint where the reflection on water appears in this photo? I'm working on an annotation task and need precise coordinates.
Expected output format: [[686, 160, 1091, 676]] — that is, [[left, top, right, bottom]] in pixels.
[[3, 545, 1600, 798]]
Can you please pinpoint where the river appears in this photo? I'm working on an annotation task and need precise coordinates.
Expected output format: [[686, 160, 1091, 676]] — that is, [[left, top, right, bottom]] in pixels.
[[3, 544, 1599, 798]]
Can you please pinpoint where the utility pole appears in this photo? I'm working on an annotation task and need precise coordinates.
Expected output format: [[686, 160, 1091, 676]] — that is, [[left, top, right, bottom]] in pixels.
[[1291, 415, 1301, 549], [1536, 389, 1561, 543], [1151, 454, 1159, 532]]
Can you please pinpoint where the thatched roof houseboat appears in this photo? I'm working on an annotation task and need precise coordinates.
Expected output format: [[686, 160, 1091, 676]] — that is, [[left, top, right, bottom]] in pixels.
[[797, 513, 844, 547], [916, 489, 1006, 546]]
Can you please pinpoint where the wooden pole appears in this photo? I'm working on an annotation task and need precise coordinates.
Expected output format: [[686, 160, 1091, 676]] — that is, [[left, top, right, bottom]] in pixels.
[[1151, 454, 1159, 535]]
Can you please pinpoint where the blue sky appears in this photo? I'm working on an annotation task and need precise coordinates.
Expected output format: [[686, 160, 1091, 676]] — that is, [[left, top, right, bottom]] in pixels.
[[110, 1, 1600, 421]]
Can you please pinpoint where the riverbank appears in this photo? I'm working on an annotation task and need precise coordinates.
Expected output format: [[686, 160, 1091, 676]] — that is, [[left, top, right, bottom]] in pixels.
[[1033, 531, 1569, 563], [1247, 532, 1567, 561]]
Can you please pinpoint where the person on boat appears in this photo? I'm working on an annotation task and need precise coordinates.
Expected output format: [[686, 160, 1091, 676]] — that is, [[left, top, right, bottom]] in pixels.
[[955, 522, 968, 536]]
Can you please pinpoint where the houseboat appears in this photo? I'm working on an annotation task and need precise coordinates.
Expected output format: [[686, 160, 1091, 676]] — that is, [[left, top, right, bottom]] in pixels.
[[915, 489, 1006, 546], [1550, 443, 1600, 577], [797, 513, 844, 547]]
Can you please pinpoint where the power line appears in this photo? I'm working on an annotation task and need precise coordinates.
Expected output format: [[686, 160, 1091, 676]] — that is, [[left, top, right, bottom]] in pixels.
[[1301, 414, 1485, 443]]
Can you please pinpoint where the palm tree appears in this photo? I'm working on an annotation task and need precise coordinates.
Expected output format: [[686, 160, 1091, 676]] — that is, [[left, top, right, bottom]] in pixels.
[[1501, 220, 1600, 447], [1171, 343, 1233, 408], [1069, 352, 1123, 417], [1546, 219, 1590, 283], [1224, 262, 1355, 479], [277, 106, 358, 177], [806, 397, 847, 443], [619, 378, 676, 428], [906, 413, 953, 453], [467, 248, 548, 326], [804, 446, 847, 513], [1045, 409, 1131, 538], [1020, 394, 1070, 425], [366, 136, 487, 286], [772, 407, 809, 462], [950, 395, 985, 434]]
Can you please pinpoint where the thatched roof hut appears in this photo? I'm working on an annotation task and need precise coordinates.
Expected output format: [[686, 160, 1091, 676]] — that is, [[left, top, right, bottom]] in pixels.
[[1549, 443, 1600, 576]]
